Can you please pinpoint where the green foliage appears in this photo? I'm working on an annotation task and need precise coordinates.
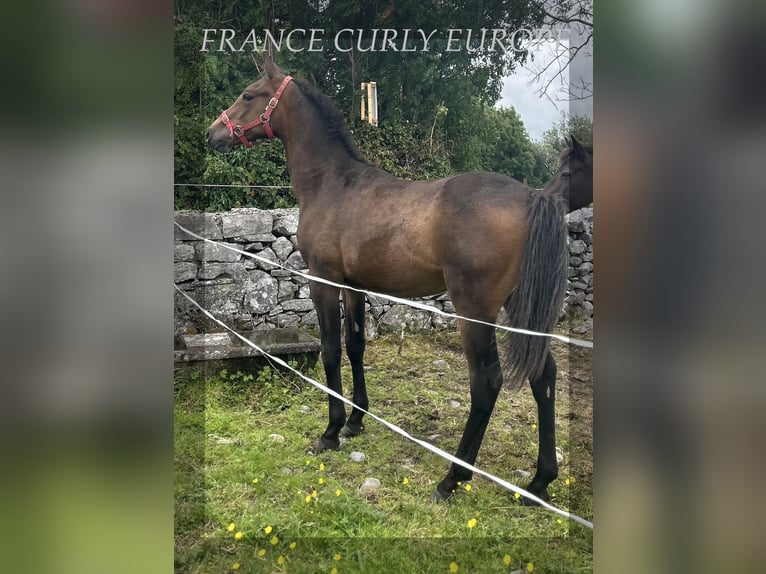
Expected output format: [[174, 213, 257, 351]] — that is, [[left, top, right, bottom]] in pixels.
[[351, 121, 452, 180], [174, 1, 558, 210]]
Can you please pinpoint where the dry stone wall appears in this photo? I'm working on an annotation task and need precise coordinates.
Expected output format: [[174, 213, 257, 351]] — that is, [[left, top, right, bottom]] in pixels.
[[174, 207, 593, 335]]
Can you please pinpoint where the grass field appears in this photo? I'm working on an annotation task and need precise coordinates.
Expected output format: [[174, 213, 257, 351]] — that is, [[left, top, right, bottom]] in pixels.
[[174, 329, 593, 573]]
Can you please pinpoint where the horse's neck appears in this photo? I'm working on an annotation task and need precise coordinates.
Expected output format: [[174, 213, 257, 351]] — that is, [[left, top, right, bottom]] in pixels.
[[282, 110, 364, 204]]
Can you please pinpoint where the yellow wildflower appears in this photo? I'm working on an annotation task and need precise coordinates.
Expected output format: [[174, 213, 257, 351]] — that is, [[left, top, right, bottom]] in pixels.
[[503, 554, 512, 565], [464, 484, 472, 492], [232, 563, 240, 570], [333, 553, 342, 561], [277, 555, 285, 566], [227, 523, 236, 532], [289, 541, 297, 550], [306, 459, 311, 466], [252, 478, 259, 484], [319, 463, 325, 471], [449, 562, 459, 573], [270, 536, 279, 546], [312, 489, 318, 498], [527, 562, 535, 572], [305, 495, 312, 503], [234, 531, 243, 540], [402, 477, 410, 485], [467, 518, 477, 529], [335, 489, 341, 497], [330, 568, 338, 574], [264, 525, 273, 535], [531, 424, 537, 430], [258, 549, 266, 557], [514, 492, 521, 500], [319, 477, 325, 484]]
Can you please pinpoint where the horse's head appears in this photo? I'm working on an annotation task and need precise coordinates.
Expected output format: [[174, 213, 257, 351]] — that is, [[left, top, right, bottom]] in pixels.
[[547, 136, 593, 212], [206, 59, 293, 153]]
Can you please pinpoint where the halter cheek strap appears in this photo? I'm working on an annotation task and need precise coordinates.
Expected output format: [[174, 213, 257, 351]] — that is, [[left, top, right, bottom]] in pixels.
[[220, 75, 293, 147]]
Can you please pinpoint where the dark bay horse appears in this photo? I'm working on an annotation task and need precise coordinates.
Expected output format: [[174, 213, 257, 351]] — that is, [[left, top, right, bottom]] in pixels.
[[561, 137, 593, 212], [207, 60, 586, 503]]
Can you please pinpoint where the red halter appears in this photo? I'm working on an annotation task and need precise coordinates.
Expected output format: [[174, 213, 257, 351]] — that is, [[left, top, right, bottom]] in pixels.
[[220, 75, 293, 147]]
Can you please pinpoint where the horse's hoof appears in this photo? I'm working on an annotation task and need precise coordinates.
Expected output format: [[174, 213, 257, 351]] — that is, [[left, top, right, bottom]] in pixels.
[[340, 423, 364, 438], [314, 436, 340, 452], [521, 486, 549, 506], [429, 488, 452, 503]]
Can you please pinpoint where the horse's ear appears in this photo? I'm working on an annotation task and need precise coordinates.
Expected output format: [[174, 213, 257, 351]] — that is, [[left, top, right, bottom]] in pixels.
[[571, 135, 586, 159], [264, 53, 280, 79]]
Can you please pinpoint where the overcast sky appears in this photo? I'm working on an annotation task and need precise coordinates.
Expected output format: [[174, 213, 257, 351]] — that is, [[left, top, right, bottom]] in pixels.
[[497, 34, 593, 141]]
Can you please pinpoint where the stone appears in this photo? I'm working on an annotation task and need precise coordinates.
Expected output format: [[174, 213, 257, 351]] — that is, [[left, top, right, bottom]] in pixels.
[[513, 469, 532, 479], [174, 212, 222, 240], [244, 271, 279, 314], [297, 285, 311, 299], [449, 400, 461, 408], [379, 305, 432, 331], [268, 433, 285, 443], [174, 262, 197, 283], [568, 256, 583, 267], [359, 478, 381, 495], [569, 240, 587, 255], [272, 313, 300, 327], [556, 447, 564, 465], [432, 360, 450, 371], [197, 262, 247, 282], [271, 236, 294, 261], [253, 247, 280, 271], [278, 280, 299, 301], [183, 333, 231, 348], [300, 310, 319, 327], [175, 243, 195, 262], [567, 209, 588, 233], [284, 251, 307, 270], [349, 451, 366, 463], [272, 209, 300, 235], [220, 209, 273, 239], [300, 405, 311, 413], [280, 299, 315, 313], [195, 242, 241, 263]]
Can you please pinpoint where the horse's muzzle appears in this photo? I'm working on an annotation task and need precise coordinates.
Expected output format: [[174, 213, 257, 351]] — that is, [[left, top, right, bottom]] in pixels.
[[206, 129, 230, 153]]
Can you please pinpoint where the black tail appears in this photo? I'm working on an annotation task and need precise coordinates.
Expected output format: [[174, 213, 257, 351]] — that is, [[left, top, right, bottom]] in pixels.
[[502, 191, 568, 386]]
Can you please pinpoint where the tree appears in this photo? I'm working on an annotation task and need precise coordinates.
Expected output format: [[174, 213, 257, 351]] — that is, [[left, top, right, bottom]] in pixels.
[[537, 114, 592, 176], [173, 0, 557, 209], [524, 0, 593, 106]]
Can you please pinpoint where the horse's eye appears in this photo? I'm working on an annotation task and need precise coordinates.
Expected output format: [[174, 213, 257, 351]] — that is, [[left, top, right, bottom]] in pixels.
[[242, 93, 253, 102], [561, 171, 570, 180]]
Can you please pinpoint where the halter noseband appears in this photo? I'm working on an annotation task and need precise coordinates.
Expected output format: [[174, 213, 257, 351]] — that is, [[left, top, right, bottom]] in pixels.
[[219, 75, 293, 147]]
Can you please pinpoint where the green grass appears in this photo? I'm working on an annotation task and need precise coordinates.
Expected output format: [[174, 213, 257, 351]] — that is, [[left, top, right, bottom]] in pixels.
[[175, 331, 593, 573]]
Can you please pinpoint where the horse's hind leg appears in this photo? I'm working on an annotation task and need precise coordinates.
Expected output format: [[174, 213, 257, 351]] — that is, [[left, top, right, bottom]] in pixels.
[[340, 289, 368, 437], [526, 350, 558, 502], [310, 281, 345, 451], [433, 320, 503, 500]]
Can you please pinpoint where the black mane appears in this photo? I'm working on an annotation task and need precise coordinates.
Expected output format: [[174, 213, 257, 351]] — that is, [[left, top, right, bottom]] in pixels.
[[293, 77, 366, 163]]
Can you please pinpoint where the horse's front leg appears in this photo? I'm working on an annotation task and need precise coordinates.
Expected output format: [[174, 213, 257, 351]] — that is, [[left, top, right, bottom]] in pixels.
[[340, 289, 368, 437], [309, 280, 345, 451]]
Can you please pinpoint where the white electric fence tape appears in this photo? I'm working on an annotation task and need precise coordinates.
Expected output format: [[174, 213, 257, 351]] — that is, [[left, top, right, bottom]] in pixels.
[[175, 285, 594, 529], [174, 222, 593, 349]]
